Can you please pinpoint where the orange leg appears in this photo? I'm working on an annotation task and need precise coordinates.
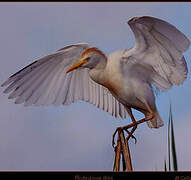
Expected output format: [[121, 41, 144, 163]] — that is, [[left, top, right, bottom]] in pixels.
[[125, 108, 137, 143]]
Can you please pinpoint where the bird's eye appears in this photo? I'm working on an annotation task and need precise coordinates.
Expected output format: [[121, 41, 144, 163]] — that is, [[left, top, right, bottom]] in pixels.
[[86, 57, 90, 61]]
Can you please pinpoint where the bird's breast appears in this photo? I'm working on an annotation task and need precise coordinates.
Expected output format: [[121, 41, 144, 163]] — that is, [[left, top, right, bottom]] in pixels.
[[104, 80, 120, 96], [101, 57, 126, 98], [102, 70, 125, 99]]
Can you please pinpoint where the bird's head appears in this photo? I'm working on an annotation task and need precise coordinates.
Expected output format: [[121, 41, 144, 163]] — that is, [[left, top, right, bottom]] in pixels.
[[66, 47, 106, 73]]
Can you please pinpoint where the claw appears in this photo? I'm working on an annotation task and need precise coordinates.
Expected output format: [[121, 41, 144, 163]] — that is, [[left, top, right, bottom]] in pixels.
[[112, 130, 117, 148], [131, 135, 137, 144], [112, 138, 115, 148]]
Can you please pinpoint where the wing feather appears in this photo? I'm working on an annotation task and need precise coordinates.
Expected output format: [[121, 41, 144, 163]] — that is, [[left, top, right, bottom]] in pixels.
[[92, 80, 96, 106], [99, 85, 104, 110], [4, 59, 53, 94], [111, 95, 115, 117], [108, 93, 113, 115], [8, 62, 53, 100], [64, 69, 76, 105], [58, 72, 72, 105], [24, 66, 58, 106], [95, 83, 99, 108], [115, 98, 119, 118], [88, 78, 93, 104], [82, 69, 90, 102], [103, 89, 108, 113]]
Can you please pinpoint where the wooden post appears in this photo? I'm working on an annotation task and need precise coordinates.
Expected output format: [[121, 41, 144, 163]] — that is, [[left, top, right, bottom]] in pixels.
[[119, 130, 133, 171], [113, 129, 133, 171], [113, 136, 121, 171]]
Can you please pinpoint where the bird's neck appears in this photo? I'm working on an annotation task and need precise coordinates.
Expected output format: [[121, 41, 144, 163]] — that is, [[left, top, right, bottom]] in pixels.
[[89, 68, 105, 85], [88, 62, 107, 85]]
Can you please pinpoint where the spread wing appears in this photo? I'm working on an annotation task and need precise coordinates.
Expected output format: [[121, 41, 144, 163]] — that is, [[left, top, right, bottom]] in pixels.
[[122, 16, 190, 91], [1, 42, 126, 119]]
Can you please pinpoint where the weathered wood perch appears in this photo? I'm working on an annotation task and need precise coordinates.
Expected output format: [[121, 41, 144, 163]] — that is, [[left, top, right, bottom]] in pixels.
[[113, 129, 133, 171]]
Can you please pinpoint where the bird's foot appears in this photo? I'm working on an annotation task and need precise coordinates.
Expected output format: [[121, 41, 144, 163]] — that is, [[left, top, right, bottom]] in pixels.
[[112, 124, 137, 148]]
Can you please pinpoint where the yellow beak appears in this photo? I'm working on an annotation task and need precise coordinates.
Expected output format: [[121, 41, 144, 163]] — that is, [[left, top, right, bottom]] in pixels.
[[66, 58, 88, 73]]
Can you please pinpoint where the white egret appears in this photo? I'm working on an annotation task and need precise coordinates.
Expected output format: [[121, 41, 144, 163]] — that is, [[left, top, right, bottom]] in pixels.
[[1, 16, 190, 145]]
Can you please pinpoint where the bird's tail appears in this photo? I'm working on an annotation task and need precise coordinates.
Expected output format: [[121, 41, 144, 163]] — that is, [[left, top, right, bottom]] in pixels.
[[146, 110, 164, 128]]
